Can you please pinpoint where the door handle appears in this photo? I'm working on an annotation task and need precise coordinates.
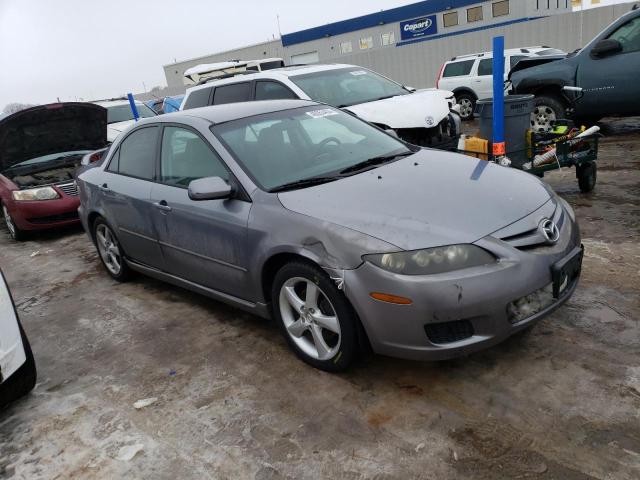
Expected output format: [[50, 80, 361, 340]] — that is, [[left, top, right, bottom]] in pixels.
[[154, 200, 172, 212], [99, 183, 110, 192]]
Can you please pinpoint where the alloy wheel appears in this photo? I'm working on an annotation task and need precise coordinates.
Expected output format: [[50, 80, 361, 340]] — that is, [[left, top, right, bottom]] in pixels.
[[96, 224, 122, 275], [531, 105, 557, 132], [458, 98, 474, 119], [279, 277, 341, 361], [2, 205, 16, 238]]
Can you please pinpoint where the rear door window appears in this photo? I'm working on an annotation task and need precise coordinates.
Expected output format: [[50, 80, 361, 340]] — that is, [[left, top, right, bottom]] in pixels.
[[183, 87, 213, 110], [213, 83, 253, 105], [111, 127, 158, 180], [442, 60, 475, 77], [255, 81, 297, 100], [477, 58, 493, 76]]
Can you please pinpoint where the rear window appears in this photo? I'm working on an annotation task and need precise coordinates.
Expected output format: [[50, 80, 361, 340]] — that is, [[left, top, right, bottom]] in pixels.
[[213, 83, 253, 105], [106, 104, 155, 124], [183, 87, 213, 110], [536, 48, 565, 56], [255, 81, 297, 100], [442, 60, 475, 78]]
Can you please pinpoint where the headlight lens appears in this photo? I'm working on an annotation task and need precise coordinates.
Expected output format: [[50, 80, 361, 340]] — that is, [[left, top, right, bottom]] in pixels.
[[12, 186, 60, 201], [364, 245, 496, 275]]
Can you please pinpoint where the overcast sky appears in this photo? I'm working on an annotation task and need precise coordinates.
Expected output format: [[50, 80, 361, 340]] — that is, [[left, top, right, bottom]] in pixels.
[[0, 0, 411, 108]]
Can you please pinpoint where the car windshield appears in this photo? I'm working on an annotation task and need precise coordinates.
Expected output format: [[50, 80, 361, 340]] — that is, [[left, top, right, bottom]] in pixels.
[[213, 106, 412, 191], [12, 150, 92, 168], [106, 104, 156, 124], [289, 67, 410, 108]]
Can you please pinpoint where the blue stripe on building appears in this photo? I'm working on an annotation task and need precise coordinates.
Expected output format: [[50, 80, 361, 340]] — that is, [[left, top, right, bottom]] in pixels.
[[396, 16, 546, 47], [281, 0, 490, 47]]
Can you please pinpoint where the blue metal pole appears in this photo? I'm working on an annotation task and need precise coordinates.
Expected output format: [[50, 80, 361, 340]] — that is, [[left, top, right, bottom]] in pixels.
[[492, 36, 505, 158], [127, 93, 140, 121]]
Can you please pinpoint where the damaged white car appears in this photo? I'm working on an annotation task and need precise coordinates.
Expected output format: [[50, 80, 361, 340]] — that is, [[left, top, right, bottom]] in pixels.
[[181, 63, 461, 150], [0, 268, 36, 409]]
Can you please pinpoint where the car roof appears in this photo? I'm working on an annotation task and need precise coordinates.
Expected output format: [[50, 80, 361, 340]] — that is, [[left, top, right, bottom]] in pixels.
[[149, 99, 319, 125], [93, 99, 146, 107], [447, 46, 559, 62], [185, 63, 360, 95]]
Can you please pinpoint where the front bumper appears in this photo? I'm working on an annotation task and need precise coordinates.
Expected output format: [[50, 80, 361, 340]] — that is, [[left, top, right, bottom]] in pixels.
[[8, 196, 80, 231], [343, 230, 582, 361]]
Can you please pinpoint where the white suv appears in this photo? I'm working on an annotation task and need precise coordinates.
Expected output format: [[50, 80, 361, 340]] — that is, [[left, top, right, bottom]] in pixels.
[[93, 99, 157, 142], [436, 46, 565, 120], [181, 64, 461, 150]]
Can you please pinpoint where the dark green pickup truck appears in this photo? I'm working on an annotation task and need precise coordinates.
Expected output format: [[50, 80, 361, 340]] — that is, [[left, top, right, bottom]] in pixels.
[[510, 5, 640, 131]]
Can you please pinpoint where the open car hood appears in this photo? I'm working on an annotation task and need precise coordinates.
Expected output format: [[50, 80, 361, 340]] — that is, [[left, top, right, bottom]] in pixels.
[[0, 103, 107, 172], [508, 55, 567, 78]]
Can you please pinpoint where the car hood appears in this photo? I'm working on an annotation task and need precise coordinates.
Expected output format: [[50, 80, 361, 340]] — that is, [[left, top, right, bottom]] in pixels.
[[278, 150, 552, 251], [508, 55, 567, 78], [107, 120, 136, 142], [345, 89, 453, 129], [0, 103, 107, 172]]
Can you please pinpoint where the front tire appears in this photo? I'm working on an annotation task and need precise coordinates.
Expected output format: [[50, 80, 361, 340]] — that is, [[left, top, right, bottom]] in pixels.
[[0, 320, 37, 410], [456, 93, 476, 121], [2, 203, 27, 241], [93, 218, 130, 281], [577, 162, 597, 193], [272, 261, 358, 372], [531, 95, 566, 133]]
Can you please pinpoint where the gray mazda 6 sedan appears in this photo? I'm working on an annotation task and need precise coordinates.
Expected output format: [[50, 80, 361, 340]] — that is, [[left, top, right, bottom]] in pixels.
[[77, 99, 583, 371]]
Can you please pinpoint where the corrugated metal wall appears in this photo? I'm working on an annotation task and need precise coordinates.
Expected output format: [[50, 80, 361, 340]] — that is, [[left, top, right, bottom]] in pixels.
[[163, 3, 634, 89]]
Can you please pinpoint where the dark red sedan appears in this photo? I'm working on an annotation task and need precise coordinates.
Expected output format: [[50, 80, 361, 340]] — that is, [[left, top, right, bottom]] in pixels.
[[0, 103, 107, 240]]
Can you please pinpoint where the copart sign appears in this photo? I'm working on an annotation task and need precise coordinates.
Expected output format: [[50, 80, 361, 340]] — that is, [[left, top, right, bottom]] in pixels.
[[400, 15, 437, 41]]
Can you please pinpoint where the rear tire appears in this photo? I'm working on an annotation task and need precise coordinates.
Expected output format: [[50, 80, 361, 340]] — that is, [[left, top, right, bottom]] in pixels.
[[456, 93, 476, 121], [93, 217, 131, 282], [577, 162, 597, 193], [531, 95, 566, 133], [2, 203, 27, 241], [0, 320, 37, 410], [272, 261, 358, 372]]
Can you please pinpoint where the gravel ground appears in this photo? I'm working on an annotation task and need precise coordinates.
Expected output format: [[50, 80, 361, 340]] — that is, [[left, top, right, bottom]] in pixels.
[[0, 118, 638, 480]]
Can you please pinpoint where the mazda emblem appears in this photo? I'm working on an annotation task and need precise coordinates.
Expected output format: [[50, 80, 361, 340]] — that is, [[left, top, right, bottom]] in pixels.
[[540, 219, 560, 244]]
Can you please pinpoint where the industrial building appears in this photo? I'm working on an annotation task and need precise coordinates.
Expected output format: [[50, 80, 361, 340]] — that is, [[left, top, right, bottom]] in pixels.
[[163, 0, 634, 90]]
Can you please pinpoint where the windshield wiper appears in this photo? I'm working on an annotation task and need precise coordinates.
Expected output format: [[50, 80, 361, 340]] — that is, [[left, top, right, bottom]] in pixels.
[[270, 176, 342, 193], [339, 151, 413, 175]]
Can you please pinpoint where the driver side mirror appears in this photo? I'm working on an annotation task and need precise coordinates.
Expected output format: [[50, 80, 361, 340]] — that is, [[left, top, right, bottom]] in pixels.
[[188, 176, 232, 201], [591, 39, 623, 58], [405, 86, 417, 92]]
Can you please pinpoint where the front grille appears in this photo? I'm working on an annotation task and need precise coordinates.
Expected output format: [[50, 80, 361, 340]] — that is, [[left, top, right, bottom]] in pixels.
[[396, 118, 456, 149], [27, 211, 79, 224], [424, 319, 475, 344], [57, 181, 79, 196], [499, 203, 565, 251]]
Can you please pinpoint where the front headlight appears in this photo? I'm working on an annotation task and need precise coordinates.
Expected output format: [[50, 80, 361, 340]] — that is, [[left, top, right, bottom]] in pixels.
[[12, 186, 60, 201], [364, 245, 496, 275]]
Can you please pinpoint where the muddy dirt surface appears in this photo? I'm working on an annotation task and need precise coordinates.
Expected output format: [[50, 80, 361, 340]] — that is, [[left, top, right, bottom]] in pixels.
[[0, 118, 638, 479]]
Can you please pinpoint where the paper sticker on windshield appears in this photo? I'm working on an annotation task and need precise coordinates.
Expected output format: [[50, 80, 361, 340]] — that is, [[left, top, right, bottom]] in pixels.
[[306, 109, 339, 119], [350, 70, 368, 76]]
